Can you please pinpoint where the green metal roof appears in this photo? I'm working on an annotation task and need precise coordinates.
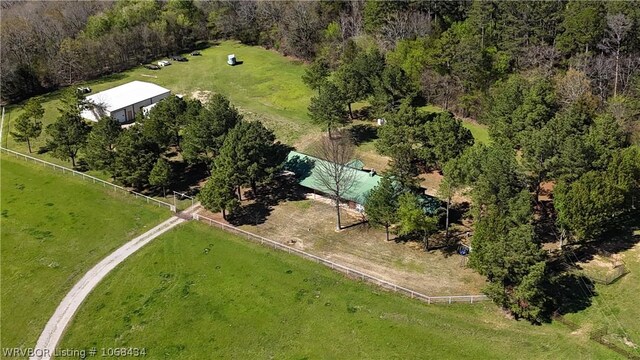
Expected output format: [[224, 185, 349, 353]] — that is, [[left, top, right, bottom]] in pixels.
[[346, 159, 365, 170], [286, 151, 380, 204]]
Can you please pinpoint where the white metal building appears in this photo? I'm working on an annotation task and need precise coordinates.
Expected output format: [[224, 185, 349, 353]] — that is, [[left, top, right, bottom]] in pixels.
[[81, 81, 171, 123]]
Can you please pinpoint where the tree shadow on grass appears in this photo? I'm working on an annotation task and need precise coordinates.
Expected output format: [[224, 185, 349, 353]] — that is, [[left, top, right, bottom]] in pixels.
[[171, 160, 209, 195], [349, 123, 378, 146], [548, 272, 596, 316], [352, 106, 373, 120], [230, 175, 308, 226]]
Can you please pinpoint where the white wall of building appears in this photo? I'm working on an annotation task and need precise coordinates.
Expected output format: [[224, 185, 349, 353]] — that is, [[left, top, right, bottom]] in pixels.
[[110, 91, 170, 122]]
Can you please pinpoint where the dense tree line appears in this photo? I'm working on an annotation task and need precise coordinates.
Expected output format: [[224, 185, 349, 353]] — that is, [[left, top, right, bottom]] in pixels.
[[1, 0, 205, 103], [209, 0, 639, 131], [17, 90, 286, 209], [5, 0, 640, 134]]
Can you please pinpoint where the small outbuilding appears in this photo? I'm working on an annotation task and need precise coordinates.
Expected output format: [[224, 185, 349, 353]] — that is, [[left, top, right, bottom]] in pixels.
[[227, 54, 237, 66], [81, 81, 171, 123]]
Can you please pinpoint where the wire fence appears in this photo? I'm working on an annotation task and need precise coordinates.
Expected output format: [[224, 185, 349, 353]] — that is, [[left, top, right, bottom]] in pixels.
[[585, 263, 629, 285], [1, 147, 176, 212], [194, 213, 490, 305]]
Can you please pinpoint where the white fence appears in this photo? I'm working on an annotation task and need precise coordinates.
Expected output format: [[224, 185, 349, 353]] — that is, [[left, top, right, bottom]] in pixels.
[[194, 213, 490, 305], [1, 147, 176, 212]]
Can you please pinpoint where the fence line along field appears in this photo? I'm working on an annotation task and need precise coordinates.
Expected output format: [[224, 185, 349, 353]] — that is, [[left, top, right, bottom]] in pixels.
[[195, 212, 488, 304], [0, 155, 169, 350], [1, 147, 176, 212], [59, 222, 622, 359]]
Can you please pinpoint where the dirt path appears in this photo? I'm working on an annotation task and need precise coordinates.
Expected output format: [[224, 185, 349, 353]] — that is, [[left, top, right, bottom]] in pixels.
[[30, 205, 200, 360]]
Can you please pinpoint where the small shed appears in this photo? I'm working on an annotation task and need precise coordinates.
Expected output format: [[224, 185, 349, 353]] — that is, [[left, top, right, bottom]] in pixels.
[[227, 54, 237, 66]]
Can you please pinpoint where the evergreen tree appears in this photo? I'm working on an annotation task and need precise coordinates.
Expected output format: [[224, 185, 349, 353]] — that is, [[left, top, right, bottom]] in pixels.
[[510, 261, 549, 323], [84, 117, 121, 172], [215, 121, 288, 197], [485, 74, 556, 149], [554, 170, 627, 242], [302, 58, 330, 92], [469, 192, 547, 323], [422, 112, 474, 169], [607, 146, 640, 209], [449, 144, 525, 212], [199, 160, 240, 220], [371, 64, 417, 114], [11, 98, 44, 153], [148, 157, 173, 196], [335, 62, 370, 119], [143, 95, 187, 150], [555, 1, 605, 55], [585, 114, 628, 170], [521, 126, 555, 203], [308, 82, 348, 136], [182, 94, 242, 165], [46, 112, 90, 167], [366, 176, 400, 241], [113, 126, 160, 189]]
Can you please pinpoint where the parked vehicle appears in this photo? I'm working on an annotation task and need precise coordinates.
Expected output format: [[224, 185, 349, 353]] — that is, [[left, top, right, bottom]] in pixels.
[[190, 51, 201, 56], [157, 60, 171, 67], [170, 55, 187, 62], [144, 64, 161, 70]]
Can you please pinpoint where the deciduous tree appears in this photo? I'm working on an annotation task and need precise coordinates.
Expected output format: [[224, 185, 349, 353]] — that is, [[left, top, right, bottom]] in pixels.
[[312, 131, 357, 230], [598, 14, 633, 97], [396, 192, 438, 251]]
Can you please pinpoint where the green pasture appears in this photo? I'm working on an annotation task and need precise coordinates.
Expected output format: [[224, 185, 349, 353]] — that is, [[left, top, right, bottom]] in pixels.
[[0, 155, 168, 350], [60, 221, 619, 359]]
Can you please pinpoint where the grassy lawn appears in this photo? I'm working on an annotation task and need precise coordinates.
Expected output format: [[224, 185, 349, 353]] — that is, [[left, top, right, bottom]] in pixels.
[[0, 155, 169, 350], [59, 221, 619, 359], [3, 41, 489, 160], [2, 41, 316, 150], [463, 121, 490, 144], [565, 242, 640, 352]]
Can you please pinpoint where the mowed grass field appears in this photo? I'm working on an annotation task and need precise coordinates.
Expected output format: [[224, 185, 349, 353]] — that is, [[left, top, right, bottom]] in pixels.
[[2, 41, 315, 150], [59, 221, 620, 359], [566, 242, 640, 351], [2, 40, 489, 156], [0, 155, 168, 350]]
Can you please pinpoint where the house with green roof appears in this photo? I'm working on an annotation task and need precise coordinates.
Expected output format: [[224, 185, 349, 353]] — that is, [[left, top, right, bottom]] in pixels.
[[285, 150, 442, 214], [285, 151, 381, 210]]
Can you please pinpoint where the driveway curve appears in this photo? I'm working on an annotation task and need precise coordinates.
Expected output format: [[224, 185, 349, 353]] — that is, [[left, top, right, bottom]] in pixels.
[[30, 205, 199, 360]]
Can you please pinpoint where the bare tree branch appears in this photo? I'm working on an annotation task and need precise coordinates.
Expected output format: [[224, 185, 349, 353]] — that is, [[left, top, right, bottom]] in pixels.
[[311, 131, 358, 230]]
